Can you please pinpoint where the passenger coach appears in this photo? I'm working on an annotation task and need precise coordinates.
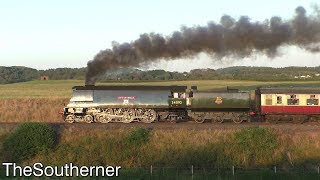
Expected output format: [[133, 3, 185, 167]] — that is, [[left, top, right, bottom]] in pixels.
[[257, 87, 320, 123]]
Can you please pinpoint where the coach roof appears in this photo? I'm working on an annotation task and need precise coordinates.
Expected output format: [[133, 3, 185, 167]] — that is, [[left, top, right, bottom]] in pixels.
[[73, 85, 187, 91], [259, 87, 320, 94]]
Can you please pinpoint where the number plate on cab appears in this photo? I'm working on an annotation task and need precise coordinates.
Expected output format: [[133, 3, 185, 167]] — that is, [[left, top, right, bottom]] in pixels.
[[169, 98, 186, 107]]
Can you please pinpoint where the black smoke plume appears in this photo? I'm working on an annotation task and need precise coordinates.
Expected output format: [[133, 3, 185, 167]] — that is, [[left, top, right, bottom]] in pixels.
[[86, 6, 320, 85]]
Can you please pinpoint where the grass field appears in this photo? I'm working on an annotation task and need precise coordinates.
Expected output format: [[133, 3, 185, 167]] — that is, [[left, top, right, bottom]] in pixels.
[[1, 79, 320, 99]]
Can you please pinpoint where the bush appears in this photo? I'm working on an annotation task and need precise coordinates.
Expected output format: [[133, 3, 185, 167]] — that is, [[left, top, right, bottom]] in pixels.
[[3, 122, 56, 162], [231, 127, 278, 166], [125, 128, 151, 146]]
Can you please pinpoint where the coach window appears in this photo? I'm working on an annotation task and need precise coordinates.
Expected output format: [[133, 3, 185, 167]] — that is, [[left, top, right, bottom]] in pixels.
[[276, 96, 282, 104], [287, 94, 299, 105], [265, 95, 272, 105], [307, 95, 319, 105]]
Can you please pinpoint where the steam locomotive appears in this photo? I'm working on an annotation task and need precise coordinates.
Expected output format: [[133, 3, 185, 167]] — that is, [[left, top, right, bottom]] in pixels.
[[59, 85, 320, 123]]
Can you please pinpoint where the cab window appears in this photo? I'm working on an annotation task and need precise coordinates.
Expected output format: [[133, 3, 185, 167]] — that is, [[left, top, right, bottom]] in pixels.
[[178, 93, 186, 98]]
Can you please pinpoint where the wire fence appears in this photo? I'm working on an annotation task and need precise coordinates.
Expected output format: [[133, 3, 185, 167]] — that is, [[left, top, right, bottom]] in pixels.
[[1, 165, 320, 179], [118, 165, 320, 180]]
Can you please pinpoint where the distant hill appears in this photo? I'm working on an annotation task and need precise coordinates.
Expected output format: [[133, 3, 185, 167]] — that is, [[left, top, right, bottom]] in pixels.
[[1, 66, 320, 84], [39, 68, 86, 80], [215, 66, 320, 81], [0, 67, 85, 84], [0, 66, 38, 84], [101, 66, 320, 81]]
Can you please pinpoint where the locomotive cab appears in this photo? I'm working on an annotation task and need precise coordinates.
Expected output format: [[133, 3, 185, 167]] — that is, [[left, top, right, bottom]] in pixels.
[[168, 91, 187, 108], [168, 85, 197, 108]]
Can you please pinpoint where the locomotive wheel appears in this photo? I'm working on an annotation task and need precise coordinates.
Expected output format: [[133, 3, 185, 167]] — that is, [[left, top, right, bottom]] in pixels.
[[142, 109, 157, 123], [233, 115, 247, 124], [105, 108, 114, 115], [215, 116, 223, 123], [194, 114, 205, 123], [122, 110, 134, 123], [135, 109, 145, 121], [65, 115, 75, 123], [97, 114, 112, 123], [114, 108, 122, 116], [169, 115, 178, 123], [84, 115, 94, 123]]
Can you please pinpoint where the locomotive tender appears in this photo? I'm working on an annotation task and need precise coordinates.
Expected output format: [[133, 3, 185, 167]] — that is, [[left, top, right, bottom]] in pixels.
[[60, 85, 320, 123]]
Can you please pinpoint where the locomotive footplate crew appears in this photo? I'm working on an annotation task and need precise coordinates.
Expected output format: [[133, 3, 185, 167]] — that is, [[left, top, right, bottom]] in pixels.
[[59, 85, 320, 124]]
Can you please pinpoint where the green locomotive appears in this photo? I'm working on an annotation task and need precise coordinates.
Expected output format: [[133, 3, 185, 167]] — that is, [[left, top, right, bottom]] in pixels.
[[60, 85, 250, 123]]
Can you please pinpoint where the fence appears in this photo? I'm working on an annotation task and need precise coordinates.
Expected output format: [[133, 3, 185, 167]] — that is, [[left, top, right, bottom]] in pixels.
[[118, 165, 320, 179]]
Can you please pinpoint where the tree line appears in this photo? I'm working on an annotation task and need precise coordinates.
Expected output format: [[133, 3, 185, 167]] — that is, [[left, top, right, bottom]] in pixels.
[[1, 66, 320, 84], [0, 67, 85, 84], [99, 66, 320, 81]]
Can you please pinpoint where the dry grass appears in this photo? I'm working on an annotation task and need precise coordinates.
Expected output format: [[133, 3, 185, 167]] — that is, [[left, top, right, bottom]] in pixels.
[[0, 98, 68, 122], [278, 131, 320, 167]]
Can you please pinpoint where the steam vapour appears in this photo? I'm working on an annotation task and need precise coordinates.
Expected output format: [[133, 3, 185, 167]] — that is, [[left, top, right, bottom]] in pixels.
[[86, 6, 320, 85]]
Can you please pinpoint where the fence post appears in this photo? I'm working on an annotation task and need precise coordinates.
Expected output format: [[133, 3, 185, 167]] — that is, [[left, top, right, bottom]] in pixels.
[[191, 165, 194, 178], [318, 166, 319, 174], [232, 166, 235, 176], [150, 165, 152, 176], [274, 166, 277, 174]]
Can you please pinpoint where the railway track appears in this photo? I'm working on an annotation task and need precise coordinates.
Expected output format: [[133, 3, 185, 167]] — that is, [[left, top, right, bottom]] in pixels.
[[1, 121, 320, 132]]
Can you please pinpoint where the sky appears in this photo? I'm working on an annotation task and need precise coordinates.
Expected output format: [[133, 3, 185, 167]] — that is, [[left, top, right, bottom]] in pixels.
[[0, 0, 319, 72]]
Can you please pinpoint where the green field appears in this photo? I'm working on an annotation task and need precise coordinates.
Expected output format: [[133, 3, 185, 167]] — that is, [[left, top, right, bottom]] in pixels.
[[1, 80, 320, 99]]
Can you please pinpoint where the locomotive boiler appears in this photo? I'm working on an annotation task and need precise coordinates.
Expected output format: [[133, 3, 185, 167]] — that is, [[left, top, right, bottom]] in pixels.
[[60, 85, 188, 123]]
